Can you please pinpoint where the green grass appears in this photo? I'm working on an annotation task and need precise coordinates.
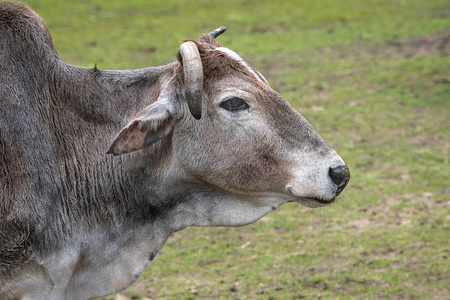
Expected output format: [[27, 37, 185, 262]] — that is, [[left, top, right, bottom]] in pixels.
[[24, 0, 450, 299]]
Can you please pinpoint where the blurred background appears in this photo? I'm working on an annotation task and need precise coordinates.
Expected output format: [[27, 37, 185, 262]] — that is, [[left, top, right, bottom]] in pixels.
[[26, 0, 449, 299]]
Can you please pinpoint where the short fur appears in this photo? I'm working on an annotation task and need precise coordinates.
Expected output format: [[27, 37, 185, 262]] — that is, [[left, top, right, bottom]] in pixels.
[[0, 2, 349, 299]]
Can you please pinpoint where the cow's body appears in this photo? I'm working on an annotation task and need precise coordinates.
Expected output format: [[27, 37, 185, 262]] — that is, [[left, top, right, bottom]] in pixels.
[[0, 3, 349, 299]]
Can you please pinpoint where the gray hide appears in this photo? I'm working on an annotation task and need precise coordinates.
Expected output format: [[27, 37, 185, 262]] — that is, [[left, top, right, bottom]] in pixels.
[[0, 2, 349, 299]]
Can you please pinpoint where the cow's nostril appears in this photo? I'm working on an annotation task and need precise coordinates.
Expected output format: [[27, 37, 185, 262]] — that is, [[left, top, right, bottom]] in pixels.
[[329, 165, 350, 195]]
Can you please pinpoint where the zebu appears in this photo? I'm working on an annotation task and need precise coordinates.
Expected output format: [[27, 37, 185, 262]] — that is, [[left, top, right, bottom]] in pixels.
[[0, 2, 350, 299]]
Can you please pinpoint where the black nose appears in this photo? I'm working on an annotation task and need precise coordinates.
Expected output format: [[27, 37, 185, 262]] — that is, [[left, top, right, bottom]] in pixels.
[[329, 165, 350, 196]]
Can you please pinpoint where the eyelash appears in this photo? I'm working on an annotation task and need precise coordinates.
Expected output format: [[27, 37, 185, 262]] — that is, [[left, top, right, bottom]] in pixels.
[[219, 97, 250, 112]]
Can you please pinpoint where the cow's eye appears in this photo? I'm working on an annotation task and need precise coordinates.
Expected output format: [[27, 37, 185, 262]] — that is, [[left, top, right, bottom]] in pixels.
[[220, 97, 249, 112]]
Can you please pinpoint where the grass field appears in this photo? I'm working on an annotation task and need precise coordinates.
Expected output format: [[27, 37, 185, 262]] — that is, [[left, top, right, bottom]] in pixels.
[[25, 0, 450, 299]]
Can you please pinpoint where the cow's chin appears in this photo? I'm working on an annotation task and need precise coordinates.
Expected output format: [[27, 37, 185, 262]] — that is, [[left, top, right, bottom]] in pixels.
[[294, 197, 335, 208], [285, 186, 336, 208]]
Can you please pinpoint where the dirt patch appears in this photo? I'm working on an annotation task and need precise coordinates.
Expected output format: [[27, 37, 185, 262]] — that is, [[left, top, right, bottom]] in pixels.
[[387, 32, 450, 58], [336, 32, 450, 59], [345, 218, 371, 231], [410, 133, 449, 148], [260, 31, 450, 79]]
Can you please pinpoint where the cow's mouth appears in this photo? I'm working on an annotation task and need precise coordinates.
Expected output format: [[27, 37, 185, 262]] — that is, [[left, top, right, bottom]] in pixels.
[[295, 197, 335, 208]]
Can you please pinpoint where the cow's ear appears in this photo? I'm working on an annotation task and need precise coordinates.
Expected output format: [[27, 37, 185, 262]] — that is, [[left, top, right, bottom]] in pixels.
[[107, 99, 176, 156]]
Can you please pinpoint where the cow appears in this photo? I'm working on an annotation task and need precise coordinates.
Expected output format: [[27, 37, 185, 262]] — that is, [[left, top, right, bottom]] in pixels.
[[0, 2, 350, 299]]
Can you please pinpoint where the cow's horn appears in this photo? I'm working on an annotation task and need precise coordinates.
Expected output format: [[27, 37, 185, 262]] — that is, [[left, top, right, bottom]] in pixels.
[[208, 26, 227, 38], [178, 41, 203, 120]]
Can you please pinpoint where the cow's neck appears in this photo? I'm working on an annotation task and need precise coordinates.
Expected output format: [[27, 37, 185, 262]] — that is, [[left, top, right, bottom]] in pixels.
[[40, 59, 180, 240], [32, 61, 180, 298]]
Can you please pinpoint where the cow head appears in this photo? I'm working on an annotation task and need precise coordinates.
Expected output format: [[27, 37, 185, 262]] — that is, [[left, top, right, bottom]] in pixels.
[[108, 27, 350, 224]]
